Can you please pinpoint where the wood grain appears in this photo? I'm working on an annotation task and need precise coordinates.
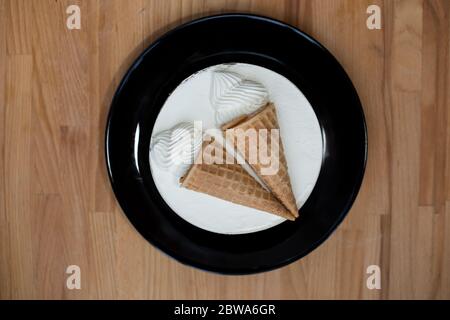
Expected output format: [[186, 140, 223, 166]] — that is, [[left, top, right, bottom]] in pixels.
[[1, 0, 449, 299]]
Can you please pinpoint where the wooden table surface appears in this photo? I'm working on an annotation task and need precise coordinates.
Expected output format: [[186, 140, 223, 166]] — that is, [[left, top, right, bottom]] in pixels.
[[1, 0, 449, 300]]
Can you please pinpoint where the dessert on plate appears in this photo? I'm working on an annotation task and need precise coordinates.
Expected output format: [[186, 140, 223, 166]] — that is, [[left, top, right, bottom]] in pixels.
[[151, 68, 299, 221]]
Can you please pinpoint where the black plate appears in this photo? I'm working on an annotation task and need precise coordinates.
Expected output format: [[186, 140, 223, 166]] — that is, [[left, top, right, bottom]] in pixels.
[[105, 14, 367, 274]]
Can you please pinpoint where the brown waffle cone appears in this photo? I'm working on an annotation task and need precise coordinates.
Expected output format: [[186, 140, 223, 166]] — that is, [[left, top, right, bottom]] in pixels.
[[180, 141, 295, 221], [221, 103, 299, 217]]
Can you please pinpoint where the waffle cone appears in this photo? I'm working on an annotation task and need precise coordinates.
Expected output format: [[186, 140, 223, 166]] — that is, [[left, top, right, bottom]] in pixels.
[[180, 141, 295, 220], [221, 103, 299, 217]]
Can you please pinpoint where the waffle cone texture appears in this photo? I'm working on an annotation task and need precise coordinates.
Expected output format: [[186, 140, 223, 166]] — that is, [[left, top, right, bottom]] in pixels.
[[222, 103, 299, 218], [180, 141, 295, 220]]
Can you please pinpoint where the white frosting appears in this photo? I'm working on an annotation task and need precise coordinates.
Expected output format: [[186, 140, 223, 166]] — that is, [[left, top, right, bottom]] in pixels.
[[150, 122, 202, 176], [210, 70, 269, 125]]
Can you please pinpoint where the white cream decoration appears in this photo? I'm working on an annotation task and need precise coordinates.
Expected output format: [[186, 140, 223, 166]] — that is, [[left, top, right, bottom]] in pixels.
[[150, 122, 202, 176], [210, 70, 269, 125]]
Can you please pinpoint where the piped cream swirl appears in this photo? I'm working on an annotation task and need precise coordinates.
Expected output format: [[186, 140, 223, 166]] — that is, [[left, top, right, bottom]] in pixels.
[[150, 122, 202, 176], [210, 71, 269, 125]]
